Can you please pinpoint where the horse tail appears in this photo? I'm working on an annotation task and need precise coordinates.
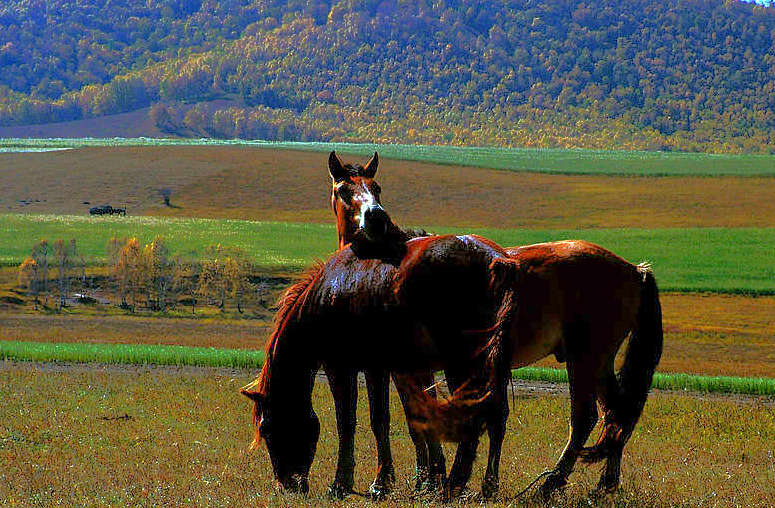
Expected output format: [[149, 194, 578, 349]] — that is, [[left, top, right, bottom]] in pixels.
[[582, 263, 663, 463], [402, 258, 518, 442]]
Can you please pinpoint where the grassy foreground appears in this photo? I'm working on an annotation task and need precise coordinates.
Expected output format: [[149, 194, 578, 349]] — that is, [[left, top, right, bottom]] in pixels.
[[3, 214, 775, 293], [1, 365, 774, 506], [2, 341, 774, 396], [4, 138, 775, 176]]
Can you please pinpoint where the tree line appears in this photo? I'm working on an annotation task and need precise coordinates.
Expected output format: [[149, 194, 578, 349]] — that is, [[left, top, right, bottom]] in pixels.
[[2, 0, 775, 153], [17, 237, 268, 314]]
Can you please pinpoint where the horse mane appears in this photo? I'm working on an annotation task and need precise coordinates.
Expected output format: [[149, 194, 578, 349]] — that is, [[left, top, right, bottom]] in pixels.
[[241, 262, 326, 449], [402, 227, 430, 239], [342, 163, 364, 178]]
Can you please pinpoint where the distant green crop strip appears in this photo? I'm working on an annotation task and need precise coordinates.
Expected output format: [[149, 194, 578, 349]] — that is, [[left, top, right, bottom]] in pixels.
[[3, 138, 775, 176], [0, 341, 263, 369], [1, 341, 774, 396], [513, 367, 775, 397]]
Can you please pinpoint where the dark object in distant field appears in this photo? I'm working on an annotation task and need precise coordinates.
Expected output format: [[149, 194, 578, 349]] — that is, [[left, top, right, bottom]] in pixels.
[[159, 188, 172, 207], [89, 204, 126, 216]]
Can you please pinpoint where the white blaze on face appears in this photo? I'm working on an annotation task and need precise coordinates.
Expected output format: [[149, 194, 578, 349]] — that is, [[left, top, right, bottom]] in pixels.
[[353, 181, 377, 228]]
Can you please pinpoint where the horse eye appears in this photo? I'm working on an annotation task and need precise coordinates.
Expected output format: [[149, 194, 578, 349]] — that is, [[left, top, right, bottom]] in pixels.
[[337, 186, 353, 203]]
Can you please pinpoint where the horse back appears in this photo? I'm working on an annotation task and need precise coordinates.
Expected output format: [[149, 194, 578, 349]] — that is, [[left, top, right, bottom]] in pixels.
[[503, 240, 644, 367]]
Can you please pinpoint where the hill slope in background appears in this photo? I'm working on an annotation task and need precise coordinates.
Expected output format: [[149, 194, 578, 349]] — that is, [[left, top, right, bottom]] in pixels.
[[1, 0, 775, 152]]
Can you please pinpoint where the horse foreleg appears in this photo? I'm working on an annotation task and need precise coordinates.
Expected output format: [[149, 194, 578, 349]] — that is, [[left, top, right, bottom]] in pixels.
[[364, 369, 395, 499], [393, 370, 447, 492], [444, 369, 481, 499], [423, 373, 447, 493], [326, 367, 358, 499], [539, 360, 598, 500], [481, 377, 509, 499]]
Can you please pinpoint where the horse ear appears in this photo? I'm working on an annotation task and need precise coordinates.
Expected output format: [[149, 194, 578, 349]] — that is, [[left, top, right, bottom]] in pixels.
[[362, 151, 378, 178], [328, 151, 348, 182]]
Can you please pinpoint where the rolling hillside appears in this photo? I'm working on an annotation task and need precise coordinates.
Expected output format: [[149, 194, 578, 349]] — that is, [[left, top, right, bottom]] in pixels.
[[1, 0, 775, 152]]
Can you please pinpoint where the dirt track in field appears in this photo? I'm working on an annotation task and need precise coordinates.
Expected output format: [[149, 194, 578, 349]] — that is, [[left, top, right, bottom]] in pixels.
[[3, 146, 775, 228]]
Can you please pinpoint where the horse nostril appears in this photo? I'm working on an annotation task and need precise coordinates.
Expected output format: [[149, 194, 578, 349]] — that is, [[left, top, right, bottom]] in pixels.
[[364, 205, 388, 223]]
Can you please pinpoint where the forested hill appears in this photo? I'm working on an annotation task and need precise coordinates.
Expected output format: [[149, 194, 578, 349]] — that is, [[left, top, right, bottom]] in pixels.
[[1, 0, 775, 152]]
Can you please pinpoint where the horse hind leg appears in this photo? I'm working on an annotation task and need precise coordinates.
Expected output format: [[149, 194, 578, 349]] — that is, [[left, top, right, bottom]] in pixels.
[[364, 369, 396, 499], [580, 368, 626, 493], [539, 359, 599, 500], [444, 368, 483, 500], [481, 375, 509, 500], [394, 371, 446, 492]]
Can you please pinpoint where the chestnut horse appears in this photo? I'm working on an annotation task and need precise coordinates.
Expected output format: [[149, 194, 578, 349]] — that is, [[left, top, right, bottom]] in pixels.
[[323, 151, 663, 499], [327, 151, 446, 497]]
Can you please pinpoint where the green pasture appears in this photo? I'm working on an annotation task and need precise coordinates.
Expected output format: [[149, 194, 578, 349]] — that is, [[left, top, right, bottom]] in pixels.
[[2, 214, 773, 294], [3, 138, 775, 176], [2, 341, 773, 396]]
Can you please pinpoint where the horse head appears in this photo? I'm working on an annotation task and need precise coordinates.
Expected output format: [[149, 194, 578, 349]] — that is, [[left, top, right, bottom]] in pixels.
[[241, 363, 319, 493], [328, 150, 393, 248]]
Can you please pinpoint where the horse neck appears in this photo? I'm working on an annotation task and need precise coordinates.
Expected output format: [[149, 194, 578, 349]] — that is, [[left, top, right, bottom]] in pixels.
[[265, 325, 316, 406]]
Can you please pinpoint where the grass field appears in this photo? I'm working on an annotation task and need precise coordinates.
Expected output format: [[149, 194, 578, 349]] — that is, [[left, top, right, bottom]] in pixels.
[[4, 146, 775, 229], [2, 213, 774, 293], [4, 138, 775, 176], [2, 139, 775, 505], [1, 364, 773, 506]]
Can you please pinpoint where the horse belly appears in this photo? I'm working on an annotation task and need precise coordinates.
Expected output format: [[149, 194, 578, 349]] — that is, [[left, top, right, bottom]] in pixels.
[[510, 322, 562, 368]]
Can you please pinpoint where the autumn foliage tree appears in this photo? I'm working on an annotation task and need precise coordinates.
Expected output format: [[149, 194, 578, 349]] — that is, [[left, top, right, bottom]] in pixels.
[[53, 239, 76, 310], [197, 244, 252, 312], [30, 240, 49, 306], [112, 237, 143, 311], [17, 257, 41, 309], [142, 236, 175, 311]]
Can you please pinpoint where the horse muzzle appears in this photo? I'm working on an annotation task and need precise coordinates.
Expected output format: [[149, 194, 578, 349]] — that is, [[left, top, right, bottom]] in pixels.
[[360, 204, 390, 241], [278, 473, 309, 494]]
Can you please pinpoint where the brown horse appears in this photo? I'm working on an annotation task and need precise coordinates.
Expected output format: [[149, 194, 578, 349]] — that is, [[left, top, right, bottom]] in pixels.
[[326, 151, 446, 496], [241, 233, 510, 494], [324, 151, 663, 499]]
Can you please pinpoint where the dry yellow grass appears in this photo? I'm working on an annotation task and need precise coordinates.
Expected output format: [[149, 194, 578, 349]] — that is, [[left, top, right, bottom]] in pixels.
[[3, 146, 775, 228], [0, 314, 270, 350], [0, 363, 773, 506]]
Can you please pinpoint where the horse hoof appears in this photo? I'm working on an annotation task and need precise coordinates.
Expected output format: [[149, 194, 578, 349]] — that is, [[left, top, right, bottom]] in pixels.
[[596, 474, 619, 494], [538, 471, 567, 501], [481, 477, 499, 500], [444, 484, 467, 501], [413, 467, 430, 491], [368, 482, 391, 500], [421, 472, 445, 493], [326, 482, 352, 500]]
